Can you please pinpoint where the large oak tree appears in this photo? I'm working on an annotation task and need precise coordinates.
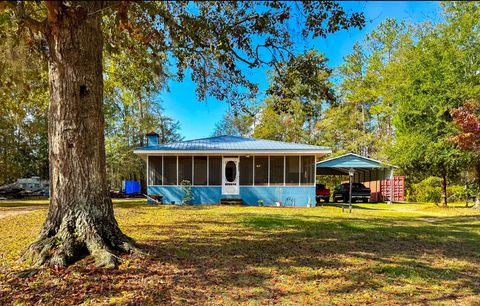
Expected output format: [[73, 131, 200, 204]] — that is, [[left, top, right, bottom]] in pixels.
[[0, 1, 364, 268]]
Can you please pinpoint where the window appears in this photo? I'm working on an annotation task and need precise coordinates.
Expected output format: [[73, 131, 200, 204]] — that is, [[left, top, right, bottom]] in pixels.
[[193, 157, 207, 185], [148, 156, 163, 185], [301, 156, 315, 185], [163, 156, 177, 185], [209, 156, 221, 185], [285, 156, 299, 185], [240, 156, 253, 185], [269, 156, 284, 185], [178, 156, 192, 184], [254, 156, 268, 185]]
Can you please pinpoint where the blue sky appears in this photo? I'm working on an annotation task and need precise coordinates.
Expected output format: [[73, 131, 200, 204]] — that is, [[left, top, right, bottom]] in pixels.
[[158, 1, 441, 140]]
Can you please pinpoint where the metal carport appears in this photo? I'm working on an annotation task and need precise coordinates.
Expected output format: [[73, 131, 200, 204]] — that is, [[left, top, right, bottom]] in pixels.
[[316, 153, 398, 205]]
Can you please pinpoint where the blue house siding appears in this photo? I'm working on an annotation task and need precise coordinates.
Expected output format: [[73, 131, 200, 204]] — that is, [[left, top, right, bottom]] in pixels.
[[148, 186, 221, 204], [239, 186, 315, 207], [148, 185, 315, 207]]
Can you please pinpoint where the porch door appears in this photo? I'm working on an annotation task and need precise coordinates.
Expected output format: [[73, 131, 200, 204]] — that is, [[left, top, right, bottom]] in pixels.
[[222, 157, 239, 195]]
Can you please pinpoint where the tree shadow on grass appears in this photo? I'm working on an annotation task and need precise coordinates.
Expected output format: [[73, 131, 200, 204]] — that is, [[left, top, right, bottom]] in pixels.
[[123, 212, 480, 303], [318, 202, 388, 210], [3, 210, 480, 305]]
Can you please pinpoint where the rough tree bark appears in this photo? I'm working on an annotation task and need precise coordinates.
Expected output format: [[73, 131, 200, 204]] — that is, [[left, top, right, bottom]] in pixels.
[[23, 2, 139, 268]]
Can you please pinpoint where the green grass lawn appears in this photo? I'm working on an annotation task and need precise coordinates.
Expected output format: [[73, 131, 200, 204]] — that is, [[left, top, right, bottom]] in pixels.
[[1, 200, 480, 305]]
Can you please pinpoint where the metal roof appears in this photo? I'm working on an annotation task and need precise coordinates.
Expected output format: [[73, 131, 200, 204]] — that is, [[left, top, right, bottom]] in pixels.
[[134, 135, 331, 154], [316, 153, 396, 175]]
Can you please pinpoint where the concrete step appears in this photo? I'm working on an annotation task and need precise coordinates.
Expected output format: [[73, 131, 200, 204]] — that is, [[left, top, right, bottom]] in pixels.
[[220, 198, 243, 205]]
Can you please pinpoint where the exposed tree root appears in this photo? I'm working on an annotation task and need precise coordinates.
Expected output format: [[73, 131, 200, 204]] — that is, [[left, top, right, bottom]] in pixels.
[[22, 214, 144, 269]]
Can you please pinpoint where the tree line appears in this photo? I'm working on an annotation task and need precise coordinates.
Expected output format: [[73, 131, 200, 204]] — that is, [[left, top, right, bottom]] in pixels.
[[214, 2, 480, 207]]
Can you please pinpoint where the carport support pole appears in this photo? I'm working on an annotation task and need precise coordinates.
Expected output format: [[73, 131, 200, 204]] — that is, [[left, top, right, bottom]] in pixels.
[[349, 168, 354, 213], [388, 168, 393, 205]]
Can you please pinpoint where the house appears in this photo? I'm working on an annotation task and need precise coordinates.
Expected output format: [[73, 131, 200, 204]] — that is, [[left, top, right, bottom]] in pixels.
[[134, 134, 331, 206]]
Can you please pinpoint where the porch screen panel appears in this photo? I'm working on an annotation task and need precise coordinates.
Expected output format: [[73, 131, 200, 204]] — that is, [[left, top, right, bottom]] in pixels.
[[285, 156, 300, 185], [194, 157, 207, 185], [178, 156, 192, 183], [149, 156, 162, 185], [269, 156, 284, 185], [240, 156, 253, 185], [163, 156, 177, 185], [209, 156, 221, 185], [254, 156, 268, 185], [301, 156, 315, 185]]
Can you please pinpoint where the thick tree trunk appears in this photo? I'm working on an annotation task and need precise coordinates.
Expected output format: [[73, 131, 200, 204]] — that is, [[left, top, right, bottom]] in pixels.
[[23, 2, 139, 268], [441, 172, 448, 208]]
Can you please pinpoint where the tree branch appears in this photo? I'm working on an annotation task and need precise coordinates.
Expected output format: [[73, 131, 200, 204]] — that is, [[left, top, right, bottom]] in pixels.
[[232, 14, 259, 27], [44, 1, 61, 23], [0, 1, 47, 35]]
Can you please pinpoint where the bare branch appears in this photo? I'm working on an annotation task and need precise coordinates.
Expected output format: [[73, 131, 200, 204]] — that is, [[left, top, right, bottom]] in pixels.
[[232, 14, 259, 27]]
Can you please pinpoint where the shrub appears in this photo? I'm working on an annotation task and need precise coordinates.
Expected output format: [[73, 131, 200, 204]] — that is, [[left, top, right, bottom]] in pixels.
[[412, 177, 442, 204], [447, 185, 469, 202], [412, 177, 471, 204], [180, 180, 192, 204]]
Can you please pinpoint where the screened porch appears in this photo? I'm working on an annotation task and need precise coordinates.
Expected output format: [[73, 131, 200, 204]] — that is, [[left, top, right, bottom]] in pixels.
[[147, 155, 317, 187]]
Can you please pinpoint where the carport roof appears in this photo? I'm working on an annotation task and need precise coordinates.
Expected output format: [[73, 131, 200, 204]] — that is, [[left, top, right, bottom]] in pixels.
[[316, 153, 396, 175]]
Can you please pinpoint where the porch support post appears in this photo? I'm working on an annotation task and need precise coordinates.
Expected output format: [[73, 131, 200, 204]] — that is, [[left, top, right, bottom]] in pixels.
[[192, 156, 194, 185], [298, 156, 301, 187], [146, 154, 149, 186], [253, 156, 255, 186], [268, 156, 270, 186], [348, 168, 354, 213]]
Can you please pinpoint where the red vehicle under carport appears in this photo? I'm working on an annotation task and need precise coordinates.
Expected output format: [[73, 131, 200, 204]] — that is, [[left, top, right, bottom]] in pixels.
[[316, 184, 330, 203]]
